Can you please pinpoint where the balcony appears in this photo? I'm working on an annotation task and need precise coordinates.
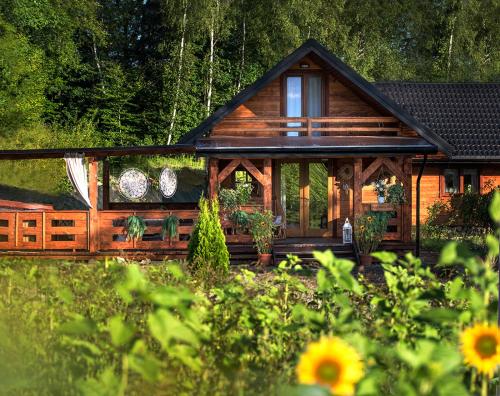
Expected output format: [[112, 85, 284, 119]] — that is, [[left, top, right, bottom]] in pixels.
[[213, 116, 401, 137]]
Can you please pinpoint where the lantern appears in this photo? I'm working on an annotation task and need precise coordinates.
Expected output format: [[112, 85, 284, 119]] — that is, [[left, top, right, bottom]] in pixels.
[[343, 218, 352, 244]]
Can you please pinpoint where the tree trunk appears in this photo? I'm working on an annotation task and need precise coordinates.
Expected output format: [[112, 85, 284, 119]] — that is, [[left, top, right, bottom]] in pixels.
[[236, 14, 246, 93], [206, 0, 219, 117], [167, 0, 188, 145], [447, 17, 456, 81]]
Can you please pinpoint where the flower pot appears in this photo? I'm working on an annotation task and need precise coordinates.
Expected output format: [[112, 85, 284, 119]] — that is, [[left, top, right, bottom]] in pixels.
[[377, 195, 385, 204], [359, 254, 373, 267], [258, 253, 273, 266]]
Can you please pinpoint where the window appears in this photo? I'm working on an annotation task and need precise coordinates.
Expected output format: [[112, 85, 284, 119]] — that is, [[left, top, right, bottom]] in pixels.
[[286, 76, 302, 136], [443, 169, 459, 194], [463, 169, 478, 192]]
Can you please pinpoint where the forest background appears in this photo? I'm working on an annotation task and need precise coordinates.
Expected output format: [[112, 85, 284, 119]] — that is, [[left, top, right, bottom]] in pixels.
[[0, 0, 498, 193]]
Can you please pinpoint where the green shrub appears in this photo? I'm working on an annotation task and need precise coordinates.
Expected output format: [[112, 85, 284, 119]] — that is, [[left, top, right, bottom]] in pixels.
[[187, 197, 229, 281]]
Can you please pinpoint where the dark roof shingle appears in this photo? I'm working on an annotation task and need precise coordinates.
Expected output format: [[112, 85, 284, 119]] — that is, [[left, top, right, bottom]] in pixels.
[[375, 82, 500, 159]]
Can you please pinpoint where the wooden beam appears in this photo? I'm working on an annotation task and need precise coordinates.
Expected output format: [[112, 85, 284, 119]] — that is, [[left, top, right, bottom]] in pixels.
[[0, 199, 53, 210], [208, 158, 219, 199], [241, 159, 266, 185], [88, 158, 99, 253], [402, 157, 412, 243], [382, 158, 406, 184], [263, 159, 272, 211], [102, 158, 110, 210], [0, 144, 195, 160], [361, 157, 383, 184], [217, 159, 241, 184], [328, 160, 334, 235], [353, 159, 363, 222]]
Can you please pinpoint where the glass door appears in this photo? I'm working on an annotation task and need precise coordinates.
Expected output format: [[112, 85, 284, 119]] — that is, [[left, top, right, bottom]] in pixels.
[[285, 74, 323, 136], [279, 160, 331, 237]]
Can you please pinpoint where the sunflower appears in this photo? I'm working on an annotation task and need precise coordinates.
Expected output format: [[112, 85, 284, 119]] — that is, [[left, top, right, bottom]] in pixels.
[[367, 216, 373, 223], [359, 225, 365, 232], [296, 336, 364, 395], [460, 323, 500, 377]]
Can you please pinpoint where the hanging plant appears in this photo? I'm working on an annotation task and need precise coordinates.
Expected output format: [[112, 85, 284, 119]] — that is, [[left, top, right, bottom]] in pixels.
[[230, 209, 249, 229], [126, 215, 147, 241], [162, 215, 179, 241], [387, 183, 406, 205]]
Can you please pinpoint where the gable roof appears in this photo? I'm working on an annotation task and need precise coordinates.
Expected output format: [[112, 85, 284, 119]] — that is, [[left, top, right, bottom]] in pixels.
[[179, 39, 452, 155], [375, 82, 500, 160]]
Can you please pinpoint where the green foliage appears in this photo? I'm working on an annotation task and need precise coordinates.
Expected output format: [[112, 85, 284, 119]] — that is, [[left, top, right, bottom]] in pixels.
[[125, 215, 147, 241], [162, 215, 179, 240], [229, 209, 249, 229], [188, 197, 229, 282], [249, 210, 275, 254], [219, 183, 252, 213], [387, 183, 406, 205], [0, 199, 499, 395], [355, 211, 390, 254]]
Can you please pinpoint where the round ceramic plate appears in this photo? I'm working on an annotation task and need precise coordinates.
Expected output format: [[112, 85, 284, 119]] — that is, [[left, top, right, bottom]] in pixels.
[[118, 168, 149, 200], [159, 167, 177, 198]]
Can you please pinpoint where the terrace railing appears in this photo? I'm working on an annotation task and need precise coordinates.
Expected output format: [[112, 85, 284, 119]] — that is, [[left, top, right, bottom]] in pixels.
[[214, 116, 400, 137]]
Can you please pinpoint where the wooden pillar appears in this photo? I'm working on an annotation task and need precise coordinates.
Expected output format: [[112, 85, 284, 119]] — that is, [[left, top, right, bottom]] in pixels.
[[102, 158, 110, 210], [208, 157, 219, 199], [263, 158, 272, 211], [402, 157, 412, 243], [353, 158, 363, 221], [88, 158, 99, 253]]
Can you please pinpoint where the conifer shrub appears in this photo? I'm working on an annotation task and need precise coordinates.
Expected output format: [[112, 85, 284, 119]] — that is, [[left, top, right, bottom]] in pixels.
[[187, 197, 229, 282]]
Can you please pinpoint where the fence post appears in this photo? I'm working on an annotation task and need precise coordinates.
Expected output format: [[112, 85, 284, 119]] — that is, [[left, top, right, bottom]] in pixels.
[[88, 158, 99, 253]]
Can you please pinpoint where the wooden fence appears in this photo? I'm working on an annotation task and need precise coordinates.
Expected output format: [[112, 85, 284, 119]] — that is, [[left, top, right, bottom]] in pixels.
[[0, 208, 255, 253], [0, 211, 89, 251]]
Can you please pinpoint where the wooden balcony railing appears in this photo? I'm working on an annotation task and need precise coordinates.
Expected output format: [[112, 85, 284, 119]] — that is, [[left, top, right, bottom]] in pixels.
[[214, 116, 400, 137]]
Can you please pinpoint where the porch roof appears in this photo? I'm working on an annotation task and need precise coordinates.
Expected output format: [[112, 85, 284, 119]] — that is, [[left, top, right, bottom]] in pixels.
[[196, 136, 437, 157]]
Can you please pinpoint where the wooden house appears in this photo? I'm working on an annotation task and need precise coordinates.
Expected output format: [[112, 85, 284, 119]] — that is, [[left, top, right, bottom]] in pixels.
[[0, 39, 498, 262]]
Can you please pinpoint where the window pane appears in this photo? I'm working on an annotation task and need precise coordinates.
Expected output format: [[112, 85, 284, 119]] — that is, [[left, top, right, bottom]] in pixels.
[[444, 169, 459, 194], [286, 77, 302, 136], [463, 169, 478, 192], [281, 163, 300, 228], [307, 75, 322, 136], [308, 162, 328, 229]]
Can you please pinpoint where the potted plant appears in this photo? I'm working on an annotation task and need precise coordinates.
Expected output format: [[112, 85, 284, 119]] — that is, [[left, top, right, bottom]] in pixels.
[[373, 179, 387, 204], [249, 210, 275, 265], [387, 183, 406, 205], [355, 211, 390, 266], [125, 215, 147, 241], [162, 215, 179, 244]]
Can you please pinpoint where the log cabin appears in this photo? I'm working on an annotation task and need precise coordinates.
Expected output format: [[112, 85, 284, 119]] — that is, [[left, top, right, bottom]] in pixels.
[[0, 39, 498, 262]]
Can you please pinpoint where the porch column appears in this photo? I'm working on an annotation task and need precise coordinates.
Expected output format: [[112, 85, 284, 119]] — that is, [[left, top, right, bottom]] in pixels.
[[402, 157, 412, 243], [263, 159, 272, 211], [353, 158, 363, 221], [208, 158, 219, 199], [102, 157, 110, 210], [88, 158, 99, 253]]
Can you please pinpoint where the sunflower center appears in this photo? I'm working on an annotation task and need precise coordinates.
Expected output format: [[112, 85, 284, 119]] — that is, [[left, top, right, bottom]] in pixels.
[[475, 335, 497, 358], [316, 360, 340, 384]]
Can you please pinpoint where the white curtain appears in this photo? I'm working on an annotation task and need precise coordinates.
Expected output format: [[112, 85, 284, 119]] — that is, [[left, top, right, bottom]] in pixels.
[[64, 153, 92, 208]]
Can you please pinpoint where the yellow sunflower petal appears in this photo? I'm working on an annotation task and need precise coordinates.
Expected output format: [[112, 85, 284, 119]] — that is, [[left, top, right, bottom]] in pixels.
[[296, 336, 364, 396], [460, 323, 500, 377]]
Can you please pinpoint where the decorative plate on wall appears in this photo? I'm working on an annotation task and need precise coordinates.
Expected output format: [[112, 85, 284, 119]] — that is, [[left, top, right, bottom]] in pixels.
[[338, 164, 354, 181], [159, 167, 177, 198], [118, 168, 149, 200]]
